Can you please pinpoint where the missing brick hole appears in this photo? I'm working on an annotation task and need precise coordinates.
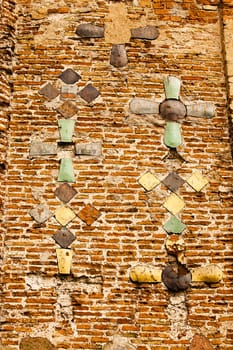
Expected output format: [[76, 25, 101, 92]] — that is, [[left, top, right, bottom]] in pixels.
[[0, 163, 6, 171]]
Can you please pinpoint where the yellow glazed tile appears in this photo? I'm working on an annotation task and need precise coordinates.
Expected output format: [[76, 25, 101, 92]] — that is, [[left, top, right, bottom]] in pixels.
[[138, 171, 160, 191], [55, 206, 76, 226], [163, 193, 185, 215], [186, 171, 208, 192], [56, 248, 73, 274]]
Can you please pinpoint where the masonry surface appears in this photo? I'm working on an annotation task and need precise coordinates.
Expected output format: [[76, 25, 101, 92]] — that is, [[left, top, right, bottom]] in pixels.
[[0, 1, 233, 349]]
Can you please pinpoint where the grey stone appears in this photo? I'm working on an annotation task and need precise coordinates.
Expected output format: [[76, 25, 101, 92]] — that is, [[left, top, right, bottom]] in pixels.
[[75, 141, 102, 157], [131, 25, 159, 40], [129, 98, 159, 114], [110, 44, 128, 68], [29, 204, 52, 224], [186, 103, 215, 119], [53, 227, 76, 248], [29, 141, 57, 158], [59, 68, 81, 85], [76, 23, 104, 38]]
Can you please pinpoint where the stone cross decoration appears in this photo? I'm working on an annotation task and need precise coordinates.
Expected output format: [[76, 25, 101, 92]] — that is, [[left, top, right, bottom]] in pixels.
[[129, 76, 222, 291], [75, 23, 159, 68], [29, 68, 102, 274], [130, 76, 215, 149]]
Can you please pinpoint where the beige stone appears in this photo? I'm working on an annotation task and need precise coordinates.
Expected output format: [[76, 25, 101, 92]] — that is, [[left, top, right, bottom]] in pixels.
[[163, 193, 185, 215], [191, 265, 223, 283], [56, 249, 73, 274], [130, 264, 162, 283]]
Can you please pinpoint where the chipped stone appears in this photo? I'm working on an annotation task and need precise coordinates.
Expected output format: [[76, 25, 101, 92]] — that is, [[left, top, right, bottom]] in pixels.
[[130, 264, 162, 283], [29, 141, 57, 158], [20, 337, 56, 350], [29, 204, 52, 224], [129, 98, 159, 114], [76, 23, 104, 38], [110, 44, 128, 68], [131, 25, 159, 40], [75, 141, 102, 157]]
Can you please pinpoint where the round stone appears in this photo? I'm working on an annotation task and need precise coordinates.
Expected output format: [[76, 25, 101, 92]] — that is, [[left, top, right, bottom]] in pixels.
[[159, 99, 187, 121]]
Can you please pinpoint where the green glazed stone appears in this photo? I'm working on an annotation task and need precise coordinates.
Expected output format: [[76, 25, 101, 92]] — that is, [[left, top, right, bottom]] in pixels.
[[58, 119, 75, 143], [163, 76, 181, 99], [58, 158, 75, 182], [163, 216, 186, 234], [164, 122, 182, 148]]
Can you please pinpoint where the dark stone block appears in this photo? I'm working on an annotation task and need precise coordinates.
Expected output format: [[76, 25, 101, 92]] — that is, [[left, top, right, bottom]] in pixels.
[[39, 83, 59, 100], [57, 101, 78, 118], [79, 83, 100, 103], [162, 263, 191, 292], [131, 25, 159, 40], [110, 44, 128, 68], [59, 68, 81, 84], [54, 183, 77, 203], [53, 227, 76, 248], [159, 99, 187, 122], [76, 23, 105, 38], [162, 172, 185, 192]]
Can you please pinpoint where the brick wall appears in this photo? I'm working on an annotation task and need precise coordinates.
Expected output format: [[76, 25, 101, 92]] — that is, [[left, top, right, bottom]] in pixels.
[[0, 1, 233, 349]]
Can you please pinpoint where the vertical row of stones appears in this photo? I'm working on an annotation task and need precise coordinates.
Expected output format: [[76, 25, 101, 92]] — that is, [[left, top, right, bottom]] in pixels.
[[0, 0, 16, 336]]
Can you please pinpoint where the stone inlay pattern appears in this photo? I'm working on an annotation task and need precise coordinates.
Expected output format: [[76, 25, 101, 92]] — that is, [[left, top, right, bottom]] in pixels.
[[186, 170, 209, 191], [59, 68, 81, 84], [29, 204, 52, 224], [163, 216, 186, 234], [163, 193, 185, 215], [79, 83, 100, 103]]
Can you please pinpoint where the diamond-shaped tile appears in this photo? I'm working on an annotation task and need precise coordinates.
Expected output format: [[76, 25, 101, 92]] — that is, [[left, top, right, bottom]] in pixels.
[[78, 204, 101, 226], [79, 83, 100, 103], [163, 216, 186, 234], [59, 68, 81, 84], [162, 172, 185, 192], [163, 193, 185, 215], [29, 204, 52, 224], [186, 171, 209, 192], [54, 183, 77, 203], [138, 171, 160, 192], [39, 82, 60, 100], [55, 206, 76, 226], [57, 101, 78, 118], [53, 227, 76, 248]]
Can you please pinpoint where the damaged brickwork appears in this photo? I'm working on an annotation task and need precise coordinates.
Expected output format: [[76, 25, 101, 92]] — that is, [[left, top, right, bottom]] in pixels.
[[0, 0, 233, 349]]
